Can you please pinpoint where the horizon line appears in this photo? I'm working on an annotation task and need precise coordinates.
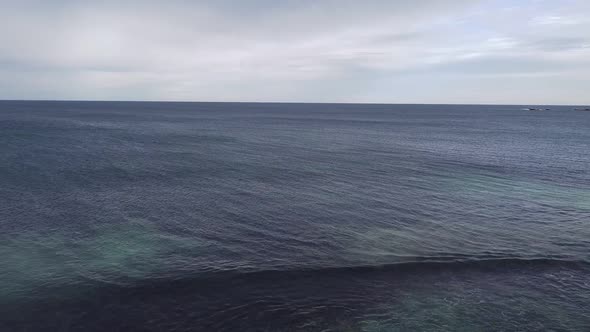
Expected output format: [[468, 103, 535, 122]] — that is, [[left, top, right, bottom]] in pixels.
[[0, 99, 587, 107]]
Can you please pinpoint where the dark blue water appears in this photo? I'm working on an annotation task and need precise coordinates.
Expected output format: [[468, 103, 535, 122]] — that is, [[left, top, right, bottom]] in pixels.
[[1, 101, 589, 331]]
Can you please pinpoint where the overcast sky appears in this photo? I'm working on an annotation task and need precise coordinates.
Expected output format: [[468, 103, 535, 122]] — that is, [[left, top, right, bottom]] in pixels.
[[1, 0, 589, 104]]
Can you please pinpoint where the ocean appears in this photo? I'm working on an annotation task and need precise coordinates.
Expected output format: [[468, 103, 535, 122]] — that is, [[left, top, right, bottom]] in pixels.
[[1, 101, 589, 331]]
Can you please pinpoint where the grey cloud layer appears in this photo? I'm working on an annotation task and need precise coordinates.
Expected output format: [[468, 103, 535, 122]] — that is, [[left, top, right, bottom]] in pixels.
[[0, 0, 588, 103]]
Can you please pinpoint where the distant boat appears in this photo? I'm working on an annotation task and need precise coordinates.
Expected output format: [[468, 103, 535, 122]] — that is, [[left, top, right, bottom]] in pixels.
[[523, 108, 549, 111], [574, 108, 590, 111]]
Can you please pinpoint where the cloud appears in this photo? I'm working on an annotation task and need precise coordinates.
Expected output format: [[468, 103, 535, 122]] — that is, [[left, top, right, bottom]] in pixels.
[[0, 0, 589, 104]]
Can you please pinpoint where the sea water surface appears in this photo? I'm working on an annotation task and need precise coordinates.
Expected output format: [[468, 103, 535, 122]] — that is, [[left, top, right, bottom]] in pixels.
[[1, 101, 589, 331]]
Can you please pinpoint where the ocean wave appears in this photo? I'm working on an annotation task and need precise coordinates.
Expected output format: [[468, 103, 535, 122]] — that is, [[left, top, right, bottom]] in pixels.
[[6, 255, 586, 332], [125, 256, 589, 288]]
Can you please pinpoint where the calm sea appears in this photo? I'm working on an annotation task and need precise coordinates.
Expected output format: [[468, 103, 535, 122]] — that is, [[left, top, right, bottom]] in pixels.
[[1, 101, 589, 331]]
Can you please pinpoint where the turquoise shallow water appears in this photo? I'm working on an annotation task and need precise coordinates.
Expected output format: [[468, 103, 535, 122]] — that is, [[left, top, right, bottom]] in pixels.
[[1, 101, 589, 331]]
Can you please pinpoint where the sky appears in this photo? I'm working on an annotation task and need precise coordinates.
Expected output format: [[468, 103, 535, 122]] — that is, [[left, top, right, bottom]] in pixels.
[[0, 0, 589, 104]]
